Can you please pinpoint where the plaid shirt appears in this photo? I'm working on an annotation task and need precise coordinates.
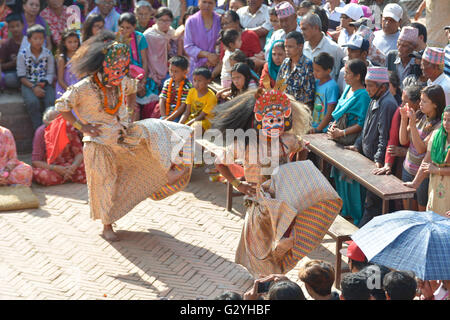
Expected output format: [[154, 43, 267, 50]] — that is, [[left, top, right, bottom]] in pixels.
[[277, 55, 315, 105]]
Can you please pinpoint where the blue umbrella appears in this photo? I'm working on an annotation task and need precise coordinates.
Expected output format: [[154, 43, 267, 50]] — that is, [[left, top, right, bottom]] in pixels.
[[351, 210, 450, 280]]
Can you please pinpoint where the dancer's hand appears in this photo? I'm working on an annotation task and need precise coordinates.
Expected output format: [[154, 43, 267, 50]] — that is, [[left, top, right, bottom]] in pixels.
[[81, 123, 102, 137], [237, 182, 256, 197]]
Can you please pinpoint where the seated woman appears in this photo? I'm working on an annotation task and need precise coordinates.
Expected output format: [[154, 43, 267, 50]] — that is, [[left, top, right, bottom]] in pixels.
[[32, 107, 86, 186], [327, 59, 371, 226], [259, 40, 286, 89], [405, 104, 450, 217], [0, 119, 33, 187]]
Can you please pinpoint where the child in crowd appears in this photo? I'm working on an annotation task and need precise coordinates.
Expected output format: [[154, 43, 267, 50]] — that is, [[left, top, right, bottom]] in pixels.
[[310, 52, 340, 133], [277, 31, 315, 107], [180, 67, 217, 131], [219, 29, 242, 88], [56, 30, 80, 99], [260, 40, 286, 88], [159, 55, 192, 122], [0, 13, 23, 89], [17, 24, 55, 131], [216, 62, 258, 101], [81, 14, 104, 43], [229, 49, 260, 81]]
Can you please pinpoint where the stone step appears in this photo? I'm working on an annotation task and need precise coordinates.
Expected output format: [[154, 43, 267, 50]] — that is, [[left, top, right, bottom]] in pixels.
[[0, 90, 34, 154]]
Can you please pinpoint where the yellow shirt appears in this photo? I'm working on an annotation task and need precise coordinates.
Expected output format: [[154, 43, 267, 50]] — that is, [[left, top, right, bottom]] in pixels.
[[185, 88, 217, 130]]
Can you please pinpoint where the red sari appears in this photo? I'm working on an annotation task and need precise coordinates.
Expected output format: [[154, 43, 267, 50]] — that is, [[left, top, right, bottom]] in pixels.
[[33, 119, 86, 186]]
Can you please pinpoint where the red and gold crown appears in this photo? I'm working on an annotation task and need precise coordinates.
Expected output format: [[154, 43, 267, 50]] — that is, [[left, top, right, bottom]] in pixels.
[[253, 75, 292, 133]]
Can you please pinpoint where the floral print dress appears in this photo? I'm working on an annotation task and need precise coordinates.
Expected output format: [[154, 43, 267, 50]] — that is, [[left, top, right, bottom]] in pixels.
[[32, 122, 86, 186], [0, 126, 33, 187]]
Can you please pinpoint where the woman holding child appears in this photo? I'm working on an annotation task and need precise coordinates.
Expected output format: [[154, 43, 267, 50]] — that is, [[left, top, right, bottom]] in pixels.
[[55, 31, 193, 242]]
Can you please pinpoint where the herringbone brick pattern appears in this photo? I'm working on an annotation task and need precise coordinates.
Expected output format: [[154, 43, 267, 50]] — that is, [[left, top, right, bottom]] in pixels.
[[0, 164, 339, 300]]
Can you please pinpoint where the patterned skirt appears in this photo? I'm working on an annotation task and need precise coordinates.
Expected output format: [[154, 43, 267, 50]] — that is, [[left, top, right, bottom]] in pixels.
[[235, 160, 342, 277], [83, 119, 193, 225]]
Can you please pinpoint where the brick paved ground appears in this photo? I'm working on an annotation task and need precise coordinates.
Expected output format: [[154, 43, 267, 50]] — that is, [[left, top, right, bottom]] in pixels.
[[0, 158, 343, 300]]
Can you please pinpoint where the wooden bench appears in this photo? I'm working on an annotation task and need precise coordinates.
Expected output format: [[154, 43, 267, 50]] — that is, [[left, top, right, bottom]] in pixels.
[[304, 133, 416, 213], [327, 214, 359, 290]]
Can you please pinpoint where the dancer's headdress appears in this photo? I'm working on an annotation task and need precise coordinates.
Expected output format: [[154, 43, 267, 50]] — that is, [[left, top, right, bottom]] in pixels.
[[101, 36, 131, 85], [253, 75, 292, 138]]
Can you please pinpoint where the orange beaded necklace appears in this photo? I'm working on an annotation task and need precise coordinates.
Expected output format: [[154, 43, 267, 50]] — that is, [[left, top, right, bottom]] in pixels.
[[94, 73, 123, 115], [166, 78, 185, 116]]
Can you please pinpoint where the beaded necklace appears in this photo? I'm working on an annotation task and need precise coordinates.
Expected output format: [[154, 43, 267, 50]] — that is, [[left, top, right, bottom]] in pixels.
[[94, 73, 123, 115], [166, 78, 185, 116]]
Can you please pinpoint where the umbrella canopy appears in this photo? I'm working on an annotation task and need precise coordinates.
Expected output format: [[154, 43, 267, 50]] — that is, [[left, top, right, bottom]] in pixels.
[[351, 210, 450, 280]]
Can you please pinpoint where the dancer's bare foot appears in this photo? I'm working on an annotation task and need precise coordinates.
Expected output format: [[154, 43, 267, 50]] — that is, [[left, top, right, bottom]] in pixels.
[[167, 165, 190, 185], [102, 224, 119, 242]]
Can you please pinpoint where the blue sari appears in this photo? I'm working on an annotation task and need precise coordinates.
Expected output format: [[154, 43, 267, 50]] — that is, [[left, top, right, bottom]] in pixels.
[[330, 85, 371, 225]]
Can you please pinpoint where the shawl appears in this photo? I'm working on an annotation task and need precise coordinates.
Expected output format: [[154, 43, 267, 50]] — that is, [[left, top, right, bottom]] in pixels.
[[143, 24, 177, 85], [44, 115, 69, 164], [268, 40, 284, 82], [331, 85, 371, 124], [431, 107, 450, 164]]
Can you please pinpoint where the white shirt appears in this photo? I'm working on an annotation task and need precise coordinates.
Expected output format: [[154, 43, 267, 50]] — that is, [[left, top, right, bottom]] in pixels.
[[167, 0, 181, 17], [303, 33, 345, 80], [264, 25, 302, 61], [237, 4, 272, 31], [428, 73, 450, 106], [337, 29, 353, 47], [221, 49, 234, 88], [372, 30, 400, 56]]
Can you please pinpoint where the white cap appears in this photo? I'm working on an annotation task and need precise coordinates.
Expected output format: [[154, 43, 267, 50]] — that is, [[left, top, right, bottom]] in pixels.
[[383, 3, 403, 22], [335, 3, 364, 21]]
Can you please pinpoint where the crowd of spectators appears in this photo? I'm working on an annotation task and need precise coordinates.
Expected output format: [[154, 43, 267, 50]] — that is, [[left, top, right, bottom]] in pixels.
[[0, 0, 449, 300]]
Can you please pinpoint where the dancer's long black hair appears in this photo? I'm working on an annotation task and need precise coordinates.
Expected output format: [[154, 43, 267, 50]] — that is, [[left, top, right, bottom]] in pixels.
[[211, 89, 257, 133], [71, 30, 117, 79]]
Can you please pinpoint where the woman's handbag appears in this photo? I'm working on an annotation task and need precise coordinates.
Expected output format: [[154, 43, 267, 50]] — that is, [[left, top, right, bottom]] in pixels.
[[332, 113, 360, 146]]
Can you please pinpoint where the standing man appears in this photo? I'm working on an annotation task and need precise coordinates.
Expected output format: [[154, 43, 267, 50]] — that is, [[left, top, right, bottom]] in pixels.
[[386, 26, 418, 88], [301, 12, 345, 81], [372, 3, 402, 56], [347, 67, 398, 227], [421, 47, 450, 106], [277, 31, 315, 107], [237, 0, 272, 39], [337, 34, 372, 92], [264, 1, 300, 61]]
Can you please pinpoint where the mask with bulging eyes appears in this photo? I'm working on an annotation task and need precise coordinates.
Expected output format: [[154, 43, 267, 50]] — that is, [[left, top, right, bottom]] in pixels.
[[102, 42, 130, 86]]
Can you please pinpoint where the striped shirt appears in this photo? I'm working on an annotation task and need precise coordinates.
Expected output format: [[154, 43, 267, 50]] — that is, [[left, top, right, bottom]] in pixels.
[[403, 114, 440, 175], [445, 44, 450, 78], [160, 78, 192, 114]]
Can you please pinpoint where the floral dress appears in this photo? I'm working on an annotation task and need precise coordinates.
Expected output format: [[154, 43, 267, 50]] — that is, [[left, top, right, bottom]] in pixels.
[[0, 126, 33, 187], [32, 122, 86, 186], [426, 131, 450, 216]]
